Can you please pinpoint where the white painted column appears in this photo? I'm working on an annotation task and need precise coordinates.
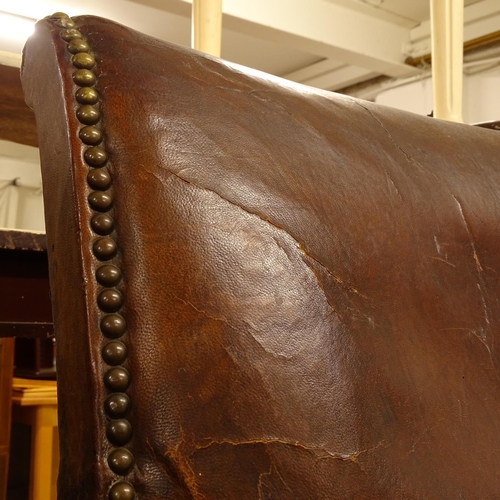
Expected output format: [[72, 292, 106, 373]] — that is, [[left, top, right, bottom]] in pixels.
[[430, 0, 464, 122], [192, 0, 223, 57]]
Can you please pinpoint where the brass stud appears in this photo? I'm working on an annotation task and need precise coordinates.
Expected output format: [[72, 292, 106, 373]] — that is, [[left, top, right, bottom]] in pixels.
[[61, 28, 82, 41], [96, 265, 122, 287], [79, 126, 102, 145], [84, 147, 108, 167], [87, 168, 111, 190], [101, 314, 127, 339], [97, 289, 123, 313], [108, 481, 136, 500], [104, 393, 131, 418], [91, 213, 115, 235], [75, 87, 99, 105], [88, 191, 113, 212], [93, 237, 117, 260], [76, 105, 100, 125], [55, 18, 76, 29], [72, 52, 95, 69], [104, 367, 130, 391], [107, 448, 134, 475], [73, 69, 96, 87], [106, 419, 133, 446], [68, 38, 90, 54], [49, 12, 69, 19], [102, 341, 127, 366]]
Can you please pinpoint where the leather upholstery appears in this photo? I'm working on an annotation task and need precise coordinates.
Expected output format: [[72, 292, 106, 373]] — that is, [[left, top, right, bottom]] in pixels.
[[22, 14, 500, 499]]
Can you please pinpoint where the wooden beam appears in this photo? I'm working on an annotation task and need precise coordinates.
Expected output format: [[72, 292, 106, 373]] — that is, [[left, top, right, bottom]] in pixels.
[[0, 64, 38, 147], [135, 0, 418, 77]]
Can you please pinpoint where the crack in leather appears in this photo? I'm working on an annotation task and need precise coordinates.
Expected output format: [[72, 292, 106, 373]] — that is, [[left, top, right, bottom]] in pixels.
[[150, 165, 366, 301], [257, 462, 292, 499], [354, 101, 415, 164], [173, 294, 293, 360], [191, 437, 384, 463], [452, 195, 485, 276], [451, 195, 494, 358], [140, 164, 359, 322], [355, 100, 497, 357]]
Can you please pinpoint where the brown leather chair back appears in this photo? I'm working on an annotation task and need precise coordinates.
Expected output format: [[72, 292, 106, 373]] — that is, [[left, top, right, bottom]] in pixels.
[[22, 13, 500, 499]]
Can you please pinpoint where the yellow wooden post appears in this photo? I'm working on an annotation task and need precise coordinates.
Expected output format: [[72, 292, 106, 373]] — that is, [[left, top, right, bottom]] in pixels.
[[192, 0, 223, 57], [430, 0, 464, 122]]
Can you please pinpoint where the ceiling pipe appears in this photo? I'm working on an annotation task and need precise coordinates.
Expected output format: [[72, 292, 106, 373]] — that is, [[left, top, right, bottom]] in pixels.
[[192, 0, 222, 57], [342, 36, 500, 98], [405, 30, 500, 68], [430, 0, 464, 122]]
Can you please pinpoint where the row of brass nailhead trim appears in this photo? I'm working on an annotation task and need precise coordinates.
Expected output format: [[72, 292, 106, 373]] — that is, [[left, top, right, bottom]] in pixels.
[[48, 12, 136, 500]]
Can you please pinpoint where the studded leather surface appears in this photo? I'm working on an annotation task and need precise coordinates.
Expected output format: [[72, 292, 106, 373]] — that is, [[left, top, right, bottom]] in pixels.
[[23, 14, 500, 499]]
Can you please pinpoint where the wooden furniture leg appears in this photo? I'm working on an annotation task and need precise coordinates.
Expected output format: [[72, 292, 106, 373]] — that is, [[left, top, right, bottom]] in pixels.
[[11, 379, 58, 500], [30, 405, 58, 500], [0, 338, 14, 500]]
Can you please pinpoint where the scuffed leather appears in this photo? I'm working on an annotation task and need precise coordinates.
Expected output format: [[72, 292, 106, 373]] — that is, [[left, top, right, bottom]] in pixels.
[[23, 15, 500, 499]]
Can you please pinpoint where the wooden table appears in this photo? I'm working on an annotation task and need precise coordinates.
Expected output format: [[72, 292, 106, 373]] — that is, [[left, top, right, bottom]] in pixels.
[[0, 229, 51, 339]]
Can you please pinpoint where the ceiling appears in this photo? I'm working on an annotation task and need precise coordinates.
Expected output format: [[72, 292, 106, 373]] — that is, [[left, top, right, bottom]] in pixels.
[[0, 0, 499, 93]]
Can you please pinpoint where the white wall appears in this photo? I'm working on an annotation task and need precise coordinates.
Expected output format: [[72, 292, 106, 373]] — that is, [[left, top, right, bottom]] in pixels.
[[0, 140, 44, 232], [375, 65, 500, 124]]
